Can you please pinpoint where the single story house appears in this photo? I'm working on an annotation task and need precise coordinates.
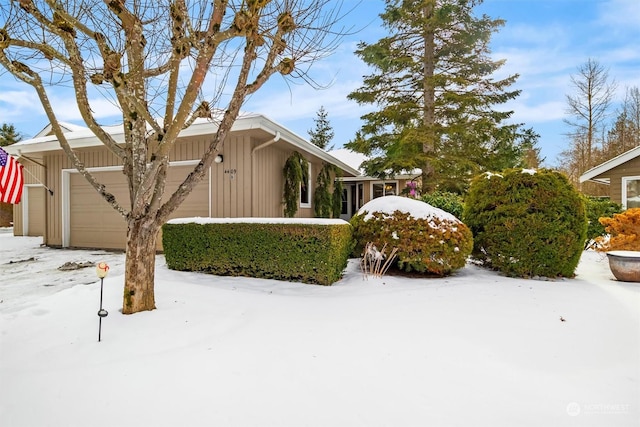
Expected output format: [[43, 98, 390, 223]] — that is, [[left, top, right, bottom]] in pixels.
[[7, 114, 417, 250], [580, 145, 640, 209]]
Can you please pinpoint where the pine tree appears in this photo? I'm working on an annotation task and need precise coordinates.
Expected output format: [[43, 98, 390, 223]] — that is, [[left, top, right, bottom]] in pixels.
[[308, 106, 335, 150], [0, 123, 22, 147], [346, 0, 521, 192]]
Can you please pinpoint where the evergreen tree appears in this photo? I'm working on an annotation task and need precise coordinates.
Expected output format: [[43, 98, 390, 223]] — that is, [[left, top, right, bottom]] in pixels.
[[346, 0, 521, 192], [0, 123, 22, 147], [308, 106, 335, 150]]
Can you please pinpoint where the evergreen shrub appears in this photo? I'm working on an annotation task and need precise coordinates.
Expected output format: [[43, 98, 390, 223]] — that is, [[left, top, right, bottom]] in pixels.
[[463, 169, 587, 278], [420, 191, 464, 219], [162, 219, 353, 286], [584, 196, 622, 248], [350, 196, 473, 276], [595, 208, 640, 251]]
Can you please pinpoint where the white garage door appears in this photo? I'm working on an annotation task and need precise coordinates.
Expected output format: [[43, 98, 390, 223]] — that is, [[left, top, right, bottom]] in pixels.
[[68, 165, 209, 250]]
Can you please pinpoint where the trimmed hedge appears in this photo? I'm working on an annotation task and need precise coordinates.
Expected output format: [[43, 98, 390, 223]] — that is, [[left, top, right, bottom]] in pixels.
[[584, 196, 622, 248], [463, 169, 587, 278], [350, 196, 473, 276], [162, 220, 353, 286], [420, 191, 464, 219]]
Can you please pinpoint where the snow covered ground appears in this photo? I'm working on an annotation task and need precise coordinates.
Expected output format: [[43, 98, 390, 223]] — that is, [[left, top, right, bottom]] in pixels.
[[1, 228, 638, 427]]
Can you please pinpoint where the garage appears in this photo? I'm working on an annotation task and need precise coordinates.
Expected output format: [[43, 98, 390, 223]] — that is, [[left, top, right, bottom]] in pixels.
[[68, 164, 210, 250], [26, 186, 46, 236]]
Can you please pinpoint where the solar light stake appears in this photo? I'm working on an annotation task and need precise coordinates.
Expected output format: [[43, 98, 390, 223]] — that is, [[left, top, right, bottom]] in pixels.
[[96, 262, 110, 342]]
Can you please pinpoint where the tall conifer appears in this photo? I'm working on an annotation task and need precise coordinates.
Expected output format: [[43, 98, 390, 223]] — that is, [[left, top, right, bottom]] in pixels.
[[347, 0, 524, 192]]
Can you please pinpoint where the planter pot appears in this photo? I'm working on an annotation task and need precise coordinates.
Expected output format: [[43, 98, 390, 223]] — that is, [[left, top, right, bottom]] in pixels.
[[606, 251, 640, 282]]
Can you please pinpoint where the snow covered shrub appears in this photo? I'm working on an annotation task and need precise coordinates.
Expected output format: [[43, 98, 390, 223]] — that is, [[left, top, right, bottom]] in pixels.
[[463, 169, 587, 278], [595, 208, 640, 251], [162, 219, 353, 286], [350, 196, 473, 276], [420, 191, 464, 219], [584, 196, 622, 249]]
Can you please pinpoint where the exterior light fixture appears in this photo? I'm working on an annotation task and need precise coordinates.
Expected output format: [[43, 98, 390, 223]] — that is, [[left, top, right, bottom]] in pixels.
[[214, 154, 224, 164], [96, 262, 109, 342]]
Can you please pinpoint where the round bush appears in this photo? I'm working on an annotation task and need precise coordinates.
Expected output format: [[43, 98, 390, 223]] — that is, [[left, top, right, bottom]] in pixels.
[[420, 191, 464, 219], [463, 169, 587, 278], [350, 196, 473, 276]]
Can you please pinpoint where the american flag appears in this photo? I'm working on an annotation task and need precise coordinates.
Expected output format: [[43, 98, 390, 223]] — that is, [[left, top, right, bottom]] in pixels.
[[0, 147, 24, 204]]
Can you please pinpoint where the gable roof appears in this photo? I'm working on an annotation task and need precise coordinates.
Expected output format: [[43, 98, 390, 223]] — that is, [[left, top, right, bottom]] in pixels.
[[5, 113, 360, 177], [579, 145, 640, 184], [32, 121, 88, 138]]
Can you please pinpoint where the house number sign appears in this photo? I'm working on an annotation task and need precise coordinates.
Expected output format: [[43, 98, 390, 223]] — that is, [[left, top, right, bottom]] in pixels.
[[224, 168, 237, 179]]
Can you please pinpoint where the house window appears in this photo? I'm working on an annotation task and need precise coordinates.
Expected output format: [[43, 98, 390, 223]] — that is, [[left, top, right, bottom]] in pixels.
[[622, 176, 640, 209], [371, 181, 398, 199], [341, 187, 348, 215], [300, 163, 311, 208]]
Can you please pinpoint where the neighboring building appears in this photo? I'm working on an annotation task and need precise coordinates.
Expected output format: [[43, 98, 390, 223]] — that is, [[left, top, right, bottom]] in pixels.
[[580, 145, 640, 209], [6, 113, 362, 250]]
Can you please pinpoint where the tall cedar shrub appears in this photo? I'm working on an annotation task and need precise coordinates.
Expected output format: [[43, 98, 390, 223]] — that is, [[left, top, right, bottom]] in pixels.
[[313, 162, 343, 218], [463, 169, 587, 278], [350, 196, 473, 276], [283, 151, 309, 217], [595, 208, 640, 251], [584, 196, 622, 249]]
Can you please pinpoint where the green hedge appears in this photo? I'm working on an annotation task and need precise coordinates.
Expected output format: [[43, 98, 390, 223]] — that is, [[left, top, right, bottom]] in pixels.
[[584, 196, 622, 248], [162, 220, 353, 286], [463, 169, 587, 278], [420, 191, 464, 219]]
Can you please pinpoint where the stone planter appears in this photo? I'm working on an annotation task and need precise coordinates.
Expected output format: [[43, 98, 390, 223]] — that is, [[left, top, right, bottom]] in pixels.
[[606, 251, 640, 282]]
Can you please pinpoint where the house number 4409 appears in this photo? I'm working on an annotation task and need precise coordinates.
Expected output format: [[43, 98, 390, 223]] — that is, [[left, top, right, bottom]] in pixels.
[[224, 168, 237, 179]]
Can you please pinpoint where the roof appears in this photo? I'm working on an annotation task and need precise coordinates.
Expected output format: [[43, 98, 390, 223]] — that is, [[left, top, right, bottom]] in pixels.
[[579, 145, 640, 184], [32, 121, 88, 138], [328, 147, 421, 181], [5, 113, 360, 177]]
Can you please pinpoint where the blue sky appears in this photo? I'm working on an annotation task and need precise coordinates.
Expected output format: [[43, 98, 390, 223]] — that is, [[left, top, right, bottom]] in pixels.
[[1, 0, 638, 166]]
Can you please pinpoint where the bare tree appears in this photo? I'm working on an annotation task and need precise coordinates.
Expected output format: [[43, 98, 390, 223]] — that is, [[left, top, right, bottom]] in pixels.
[[562, 58, 616, 186], [0, 0, 349, 314]]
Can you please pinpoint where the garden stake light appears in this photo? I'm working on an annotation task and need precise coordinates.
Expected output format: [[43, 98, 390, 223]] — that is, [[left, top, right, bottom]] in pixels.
[[96, 262, 109, 342]]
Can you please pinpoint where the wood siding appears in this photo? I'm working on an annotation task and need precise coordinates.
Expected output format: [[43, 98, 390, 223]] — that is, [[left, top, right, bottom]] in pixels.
[[12, 160, 46, 236], [34, 129, 328, 249], [591, 156, 640, 204]]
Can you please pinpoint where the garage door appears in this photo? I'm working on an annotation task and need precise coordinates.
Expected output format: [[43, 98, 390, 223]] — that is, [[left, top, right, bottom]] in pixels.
[[69, 165, 209, 250], [26, 186, 45, 236]]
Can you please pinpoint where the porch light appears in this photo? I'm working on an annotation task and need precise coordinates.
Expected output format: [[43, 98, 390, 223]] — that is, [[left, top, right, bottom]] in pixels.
[[214, 154, 224, 164]]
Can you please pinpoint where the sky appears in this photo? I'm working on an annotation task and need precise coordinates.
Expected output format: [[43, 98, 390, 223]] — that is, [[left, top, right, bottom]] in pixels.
[[0, 0, 638, 166]]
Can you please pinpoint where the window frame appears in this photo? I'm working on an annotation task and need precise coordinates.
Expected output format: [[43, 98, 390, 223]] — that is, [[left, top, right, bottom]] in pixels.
[[370, 180, 398, 199], [300, 162, 312, 208], [622, 175, 640, 209]]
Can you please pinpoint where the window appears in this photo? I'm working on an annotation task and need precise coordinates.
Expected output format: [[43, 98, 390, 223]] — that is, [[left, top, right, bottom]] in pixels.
[[300, 163, 311, 208], [341, 187, 348, 215], [622, 176, 640, 209], [371, 181, 398, 199]]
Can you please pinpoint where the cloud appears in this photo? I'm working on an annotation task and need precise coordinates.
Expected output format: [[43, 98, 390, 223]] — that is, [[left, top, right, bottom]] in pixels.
[[598, 0, 640, 29]]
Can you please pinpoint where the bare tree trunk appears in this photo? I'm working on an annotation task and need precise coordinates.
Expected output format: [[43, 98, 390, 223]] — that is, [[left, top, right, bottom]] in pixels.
[[123, 217, 160, 314]]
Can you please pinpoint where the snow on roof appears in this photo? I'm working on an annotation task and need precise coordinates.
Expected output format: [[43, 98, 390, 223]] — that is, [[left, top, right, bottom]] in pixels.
[[328, 148, 367, 172], [33, 122, 89, 138], [167, 217, 349, 226], [357, 195, 459, 223]]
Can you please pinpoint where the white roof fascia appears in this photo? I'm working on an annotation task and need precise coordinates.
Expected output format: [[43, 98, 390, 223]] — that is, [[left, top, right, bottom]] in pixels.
[[579, 146, 640, 183], [4, 114, 361, 177]]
